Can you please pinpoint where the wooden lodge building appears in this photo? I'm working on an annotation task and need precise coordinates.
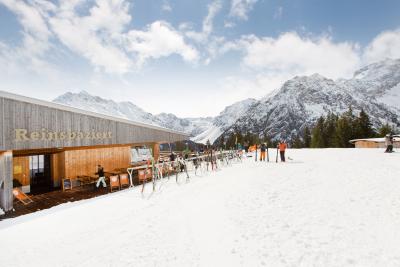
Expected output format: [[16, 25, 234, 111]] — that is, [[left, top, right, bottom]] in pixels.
[[0, 91, 189, 212], [349, 137, 400, 148]]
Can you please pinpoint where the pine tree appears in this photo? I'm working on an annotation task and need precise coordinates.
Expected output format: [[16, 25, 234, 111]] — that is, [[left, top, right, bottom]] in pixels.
[[378, 123, 392, 137], [356, 109, 375, 138], [335, 114, 353, 148], [323, 112, 338, 147], [303, 126, 311, 148], [292, 136, 303, 148], [311, 116, 325, 148]]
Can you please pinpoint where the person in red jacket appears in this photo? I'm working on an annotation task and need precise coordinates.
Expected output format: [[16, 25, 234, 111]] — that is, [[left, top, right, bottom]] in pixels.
[[278, 141, 287, 162]]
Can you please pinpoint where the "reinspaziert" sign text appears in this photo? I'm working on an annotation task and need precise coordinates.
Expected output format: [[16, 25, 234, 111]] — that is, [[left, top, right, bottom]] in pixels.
[[14, 129, 113, 141]]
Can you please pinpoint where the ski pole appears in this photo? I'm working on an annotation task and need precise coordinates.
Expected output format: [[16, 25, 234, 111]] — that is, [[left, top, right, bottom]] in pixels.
[[276, 147, 279, 163]]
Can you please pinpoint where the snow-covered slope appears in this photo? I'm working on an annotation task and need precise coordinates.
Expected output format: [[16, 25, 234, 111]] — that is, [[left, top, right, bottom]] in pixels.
[[341, 58, 400, 113], [223, 59, 400, 142], [53, 91, 256, 143], [2, 149, 400, 266], [155, 113, 213, 137], [54, 91, 162, 125], [191, 98, 257, 144], [54, 91, 213, 136]]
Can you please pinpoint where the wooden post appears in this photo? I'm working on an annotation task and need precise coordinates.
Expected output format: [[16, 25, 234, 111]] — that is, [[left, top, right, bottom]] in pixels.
[[153, 143, 160, 162], [0, 151, 13, 212]]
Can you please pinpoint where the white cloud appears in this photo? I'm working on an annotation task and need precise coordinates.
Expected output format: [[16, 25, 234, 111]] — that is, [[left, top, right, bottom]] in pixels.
[[0, 0, 52, 55], [186, 0, 222, 43], [229, 0, 258, 21], [219, 31, 362, 96], [0, 0, 57, 75], [233, 32, 361, 79], [0, 0, 51, 42], [125, 21, 199, 66], [363, 28, 400, 64], [1, 0, 199, 74], [224, 21, 235, 28], [49, 0, 132, 73], [162, 0, 172, 12]]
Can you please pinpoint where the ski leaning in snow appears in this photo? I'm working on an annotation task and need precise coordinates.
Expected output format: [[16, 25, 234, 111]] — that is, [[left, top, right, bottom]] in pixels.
[[276, 147, 279, 163]]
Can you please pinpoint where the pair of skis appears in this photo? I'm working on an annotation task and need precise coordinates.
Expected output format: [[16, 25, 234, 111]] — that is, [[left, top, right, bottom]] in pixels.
[[256, 146, 270, 162]]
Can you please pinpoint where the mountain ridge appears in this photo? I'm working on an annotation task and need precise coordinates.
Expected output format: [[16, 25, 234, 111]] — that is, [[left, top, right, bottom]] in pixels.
[[53, 58, 400, 144]]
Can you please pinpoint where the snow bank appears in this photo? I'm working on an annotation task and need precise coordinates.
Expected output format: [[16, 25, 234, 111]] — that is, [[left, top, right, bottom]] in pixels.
[[0, 208, 4, 216], [1, 149, 400, 267]]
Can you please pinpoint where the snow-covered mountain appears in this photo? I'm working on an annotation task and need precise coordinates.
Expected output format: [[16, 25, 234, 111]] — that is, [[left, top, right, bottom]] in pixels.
[[191, 98, 257, 144], [220, 59, 400, 142], [53, 91, 214, 137], [155, 113, 213, 137], [53, 91, 253, 140], [54, 91, 162, 125], [53, 59, 400, 144]]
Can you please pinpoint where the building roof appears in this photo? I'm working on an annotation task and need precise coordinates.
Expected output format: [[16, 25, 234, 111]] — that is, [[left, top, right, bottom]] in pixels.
[[0, 90, 189, 137]]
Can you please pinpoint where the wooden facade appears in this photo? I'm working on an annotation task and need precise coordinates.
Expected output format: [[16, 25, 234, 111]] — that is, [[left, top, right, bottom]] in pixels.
[[0, 91, 189, 211], [0, 91, 186, 151], [12, 146, 132, 189], [354, 140, 385, 148], [63, 146, 131, 179]]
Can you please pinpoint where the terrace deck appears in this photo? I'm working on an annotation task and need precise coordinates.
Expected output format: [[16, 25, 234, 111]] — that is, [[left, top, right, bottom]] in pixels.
[[1, 186, 112, 220]]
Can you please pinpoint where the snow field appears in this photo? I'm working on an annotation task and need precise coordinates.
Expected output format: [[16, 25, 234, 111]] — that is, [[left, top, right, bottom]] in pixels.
[[0, 149, 400, 267]]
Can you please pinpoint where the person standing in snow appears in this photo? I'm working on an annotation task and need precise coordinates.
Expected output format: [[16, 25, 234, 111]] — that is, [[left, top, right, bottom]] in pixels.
[[260, 143, 267, 161], [278, 141, 287, 162], [244, 141, 249, 154], [95, 165, 106, 188], [385, 134, 394, 153]]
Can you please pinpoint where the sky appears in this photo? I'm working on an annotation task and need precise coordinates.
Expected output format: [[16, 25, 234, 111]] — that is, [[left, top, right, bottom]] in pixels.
[[0, 0, 400, 118]]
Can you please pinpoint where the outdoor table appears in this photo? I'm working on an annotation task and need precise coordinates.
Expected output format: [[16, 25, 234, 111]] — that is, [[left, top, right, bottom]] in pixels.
[[77, 175, 98, 187]]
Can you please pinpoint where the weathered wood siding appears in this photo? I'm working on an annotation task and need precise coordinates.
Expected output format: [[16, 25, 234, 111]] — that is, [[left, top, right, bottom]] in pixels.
[[0, 97, 4, 151], [0, 151, 13, 211], [0, 95, 188, 151]]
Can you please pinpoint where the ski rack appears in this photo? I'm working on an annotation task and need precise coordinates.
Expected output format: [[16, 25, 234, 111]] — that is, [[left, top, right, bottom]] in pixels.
[[126, 150, 243, 192]]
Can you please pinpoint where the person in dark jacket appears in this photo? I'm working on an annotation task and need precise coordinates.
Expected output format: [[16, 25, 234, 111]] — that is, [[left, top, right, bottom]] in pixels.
[[260, 143, 267, 161], [169, 152, 176, 162], [95, 165, 106, 188], [244, 141, 249, 154], [385, 134, 394, 153]]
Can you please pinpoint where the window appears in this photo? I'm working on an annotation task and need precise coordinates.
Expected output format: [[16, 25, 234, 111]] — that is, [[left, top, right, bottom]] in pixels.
[[29, 155, 44, 179]]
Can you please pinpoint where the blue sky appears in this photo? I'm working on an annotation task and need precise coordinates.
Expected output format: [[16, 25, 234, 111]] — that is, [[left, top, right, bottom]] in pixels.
[[1, 0, 400, 117]]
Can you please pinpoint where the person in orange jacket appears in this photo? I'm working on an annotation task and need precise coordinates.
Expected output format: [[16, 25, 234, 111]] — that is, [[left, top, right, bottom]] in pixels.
[[278, 140, 287, 162]]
